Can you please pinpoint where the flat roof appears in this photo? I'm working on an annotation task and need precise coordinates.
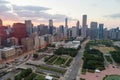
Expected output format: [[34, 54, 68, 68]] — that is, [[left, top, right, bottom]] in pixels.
[[0, 47, 14, 51]]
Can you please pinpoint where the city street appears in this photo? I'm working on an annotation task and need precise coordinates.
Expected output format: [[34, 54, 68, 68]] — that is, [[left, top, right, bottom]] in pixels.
[[64, 38, 89, 80]]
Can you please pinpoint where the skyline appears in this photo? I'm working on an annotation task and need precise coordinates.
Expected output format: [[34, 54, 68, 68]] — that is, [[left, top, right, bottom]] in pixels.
[[0, 0, 120, 28]]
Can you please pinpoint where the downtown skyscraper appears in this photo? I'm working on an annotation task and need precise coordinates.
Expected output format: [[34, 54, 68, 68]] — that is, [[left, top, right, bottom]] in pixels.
[[81, 15, 87, 38], [98, 24, 104, 39], [25, 20, 33, 36], [64, 18, 68, 37], [90, 22, 98, 40], [76, 20, 80, 36], [49, 19, 54, 35], [0, 19, 2, 26]]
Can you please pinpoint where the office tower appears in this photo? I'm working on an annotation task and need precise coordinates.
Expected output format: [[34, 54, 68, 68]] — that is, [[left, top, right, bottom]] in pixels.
[[13, 23, 27, 44], [71, 26, 77, 38], [76, 20, 80, 36], [64, 18, 68, 37], [32, 27, 37, 33], [9, 37, 18, 46], [49, 19, 54, 35], [0, 37, 1, 47], [104, 28, 108, 39], [98, 24, 104, 39], [68, 28, 72, 38], [37, 24, 48, 36], [109, 27, 120, 40], [81, 15, 87, 38], [59, 25, 64, 35], [0, 19, 3, 26], [25, 20, 33, 36], [65, 18, 68, 28], [117, 29, 120, 40], [110, 29, 117, 40], [90, 22, 98, 40], [0, 26, 7, 46], [116, 27, 119, 40], [21, 37, 34, 51]]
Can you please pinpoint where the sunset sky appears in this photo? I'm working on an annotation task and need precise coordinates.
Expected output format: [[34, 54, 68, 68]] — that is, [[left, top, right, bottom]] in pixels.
[[0, 0, 120, 28]]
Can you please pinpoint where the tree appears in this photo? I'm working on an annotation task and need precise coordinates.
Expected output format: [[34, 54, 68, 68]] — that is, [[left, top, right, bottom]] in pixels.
[[7, 78, 11, 80], [33, 54, 39, 59], [21, 68, 32, 77]]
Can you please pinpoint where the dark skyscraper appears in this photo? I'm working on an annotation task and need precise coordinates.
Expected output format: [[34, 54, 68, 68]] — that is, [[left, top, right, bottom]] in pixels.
[[49, 19, 54, 35], [37, 24, 48, 36], [0, 26, 7, 46], [81, 15, 87, 38], [65, 18, 68, 27], [90, 22, 98, 40], [0, 19, 3, 26], [64, 18, 68, 37], [98, 24, 104, 39], [76, 20, 80, 36], [59, 25, 64, 34], [82, 15, 87, 26], [25, 20, 33, 36]]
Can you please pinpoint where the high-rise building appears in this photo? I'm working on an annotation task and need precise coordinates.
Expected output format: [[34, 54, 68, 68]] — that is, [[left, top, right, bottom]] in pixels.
[[37, 24, 48, 36], [68, 28, 72, 38], [0, 37, 1, 47], [98, 24, 104, 39], [0, 19, 3, 26], [76, 21, 80, 36], [109, 27, 120, 40], [49, 19, 54, 35], [104, 28, 109, 39], [59, 25, 64, 36], [71, 26, 77, 38], [65, 18, 68, 28], [81, 15, 87, 38], [25, 20, 33, 36], [13, 23, 27, 44], [64, 18, 68, 37], [21, 37, 34, 51], [90, 22, 98, 40], [0, 26, 7, 46]]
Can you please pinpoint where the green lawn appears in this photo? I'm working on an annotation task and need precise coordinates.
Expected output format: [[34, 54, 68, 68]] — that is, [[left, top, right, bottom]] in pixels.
[[47, 55, 58, 64], [38, 65, 66, 74], [34, 75, 47, 80], [81, 68, 86, 75], [54, 57, 66, 65], [105, 56, 113, 64], [44, 55, 54, 62], [24, 73, 37, 80], [65, 58, 73, 66], [104, 75, 120, 80], [45, 55, 72, 67]]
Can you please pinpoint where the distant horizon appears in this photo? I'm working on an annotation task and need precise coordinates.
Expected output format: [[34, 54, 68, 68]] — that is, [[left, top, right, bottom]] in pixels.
[[0, 0, 120, 28]]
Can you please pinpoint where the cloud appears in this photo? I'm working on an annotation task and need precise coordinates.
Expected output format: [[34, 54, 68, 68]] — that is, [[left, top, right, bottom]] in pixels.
[[0, 12, 19, 21], [13, 5, 50, 12], [0, 0, 11, 12], [0, 0, 9, 4], [0, 0, 75, 24], [105, 13, 120, 19], [0, 5, 11, 12], [12, 5, 74, 22]]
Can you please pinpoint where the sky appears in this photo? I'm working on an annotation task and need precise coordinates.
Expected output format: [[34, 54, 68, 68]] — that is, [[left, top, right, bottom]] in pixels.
[[0, 0, 120, 28]]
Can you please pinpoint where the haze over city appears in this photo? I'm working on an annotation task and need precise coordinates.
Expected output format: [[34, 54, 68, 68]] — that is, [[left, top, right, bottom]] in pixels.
[[0, 0, 120, 28]]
